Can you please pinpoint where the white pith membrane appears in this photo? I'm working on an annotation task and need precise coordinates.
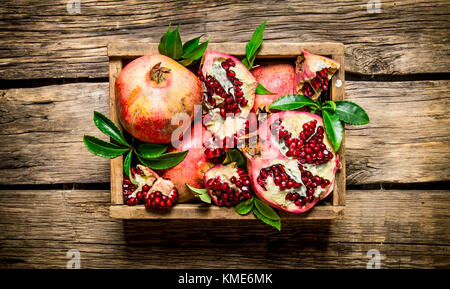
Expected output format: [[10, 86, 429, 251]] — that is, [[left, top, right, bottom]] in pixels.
[[201, 54, 256, 153], [204, 162, 252, 206], [295, 50, 340, 101], [123, 164, 177, 207], [256, 158, 331, 211], [127, 165, 158, 198], [253, 112, 338, 212]]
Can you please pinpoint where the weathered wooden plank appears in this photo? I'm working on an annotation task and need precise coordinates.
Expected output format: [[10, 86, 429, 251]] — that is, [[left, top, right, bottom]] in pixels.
[[0, 189, 448, 268], [1, 80, 448, 185], [0, 240, 447, 269], [0, 0, 449, 79]]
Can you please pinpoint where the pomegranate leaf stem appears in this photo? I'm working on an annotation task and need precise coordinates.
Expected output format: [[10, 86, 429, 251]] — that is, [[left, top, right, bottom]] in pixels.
[[254, 198, 280, 221], [136, 143, 168, 159], [322, 110, 343, 151], [123, 149, 138, 185], [158, 23, 172, 55], [255, 82, 276, 95], [268, 94, 319, 111], [136, 150, 188, 170], [334, 100, 370, 125], [252, 207, 281, 231], [243, 19, 267, 69], [186, 184, 211, 204], [93, 111, 130, 147], [182, 37, 210, 61], [158, 23, 210, 66], [83, 135, 130, 159], [182, 35, 202, 56], [235, 197, 254, 215], [165, 24, 182, 59], [223, 149, 246, 168]]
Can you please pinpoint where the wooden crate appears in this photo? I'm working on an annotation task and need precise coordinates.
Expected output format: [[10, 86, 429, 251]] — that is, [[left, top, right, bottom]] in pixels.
[[108, 42, 346, 220]]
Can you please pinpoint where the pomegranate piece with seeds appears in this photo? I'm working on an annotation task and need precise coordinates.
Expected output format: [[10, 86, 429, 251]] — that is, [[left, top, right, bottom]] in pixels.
[[122, 164, 178, 209], [244, 111, 339, 213], [203, 162, 253, 207], [295, 50, 340, 101], [199, 50, 257, 159], [145, 188, 178, 210]]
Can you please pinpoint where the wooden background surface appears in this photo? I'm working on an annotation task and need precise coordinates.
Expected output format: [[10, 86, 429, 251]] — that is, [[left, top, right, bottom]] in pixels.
[[0, 0, 449, 268]]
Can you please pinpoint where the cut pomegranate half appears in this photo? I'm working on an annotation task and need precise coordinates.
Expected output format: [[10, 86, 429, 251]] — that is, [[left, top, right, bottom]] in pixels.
[[244, 111, 339, 213], [199, 50, 257, 158]]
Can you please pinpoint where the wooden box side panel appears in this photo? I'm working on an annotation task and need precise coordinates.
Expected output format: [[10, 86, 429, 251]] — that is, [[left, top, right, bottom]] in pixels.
[[108, 42, 346, 218], [109, 57, 124, 205], [330, 49, 346, 207], [110, 203, 345, 220]]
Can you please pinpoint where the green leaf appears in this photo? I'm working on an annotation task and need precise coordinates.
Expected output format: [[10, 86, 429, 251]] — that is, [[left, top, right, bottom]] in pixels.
[[93, 111, 129, 147], [182, 35, 202, 56], [244, 197, 254, 206], [241, 57, 251, 70], [178, 59, 193, 66], [158, 23, 171, 55], [123, 150, 138, 184], [335, 100, 370, 125], [255, 82, 276, 95], [136, 143, 167, 159], [83, 135, 130, 159], [245, 19, 267, 68], [182, 38, 210, 60], [235, 198, 254, 215], [254, 198, 280, 220], [269, 94, 319, 111], [324, 100, 336, 111], [186, 184, 211, 204], [223, 149, 246, 168], [253, 207, 281, 231], [165, 24, 182, 59], [322, 110, 344, 151], [136, 150, 188, 170]]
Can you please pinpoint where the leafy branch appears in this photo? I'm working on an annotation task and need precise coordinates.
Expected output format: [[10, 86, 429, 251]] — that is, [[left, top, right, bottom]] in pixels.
[[83, 111, 188, 183], [158, 23, 210, 66], [269, 95, 369, 151], [235, 196, 281, 231], [241, 19, 275, 96]]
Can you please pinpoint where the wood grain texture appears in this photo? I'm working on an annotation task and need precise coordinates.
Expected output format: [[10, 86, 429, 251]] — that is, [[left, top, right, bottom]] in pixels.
[[1, 80, 448, 185], [0, 0, 449, 79], [109, 57, 123, 204], [0, 189, 448, 268]]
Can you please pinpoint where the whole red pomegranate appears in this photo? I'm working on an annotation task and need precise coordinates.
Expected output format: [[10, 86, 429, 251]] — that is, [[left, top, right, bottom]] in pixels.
[[243, 111, 339, 213], [116, 54, 202, 143], [251, 61, 295, 112], [160, 122, 214, 203]]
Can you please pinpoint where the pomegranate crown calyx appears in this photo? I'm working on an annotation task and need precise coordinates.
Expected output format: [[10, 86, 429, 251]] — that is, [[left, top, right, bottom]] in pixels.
[[150, 62, 171, 84]]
